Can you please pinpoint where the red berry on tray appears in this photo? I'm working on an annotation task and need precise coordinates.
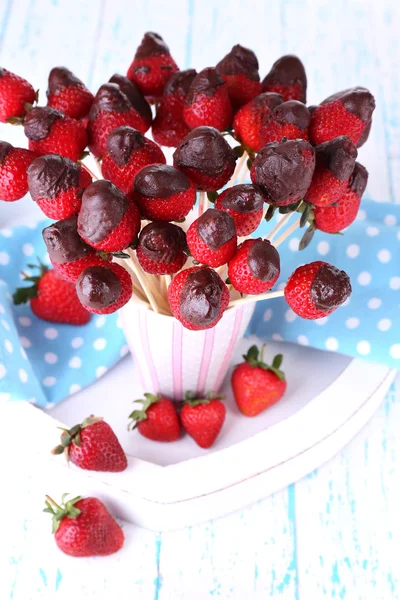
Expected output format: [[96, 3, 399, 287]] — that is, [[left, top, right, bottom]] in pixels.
[[76, 262, 132, 315], [27, 154, 92, 220], [231, 345, 287, 417], [186, 208, 237, 267], [46, 67, 94, 119], [101, 126, 165, 197], [314, 162, 368, 233], [152, 69, 197, 147], [259, 100, 311, 146], [133, 164, 195, 221], [180, 393, 226, 449], [52, 415, 127, 472], [215, 184, 265, 236], [128, 393, 181, 442], [0, 141, 37, 201], [109, 73, 152, 131], [0, 67, 35, 122], [127, 32, 178, 98], [183, 67, 232, 131], [216, 44, 261, 109], [228, 238, 280, 295], [78, 180, 141, 252], [309, 87, 375, 147], [250, 138, 315, 206], [233, 92, 283, 153], [305, 136, 357, 207], [173, 126, 237, 192], [44, 494, 124, 557], [24, 106, 88, 162], [168, 266, 230, 331], [284, 261, 352, 320], [136, 222, 187, 275], [262, 55, 307, 102], [13, 262, 90, 325]]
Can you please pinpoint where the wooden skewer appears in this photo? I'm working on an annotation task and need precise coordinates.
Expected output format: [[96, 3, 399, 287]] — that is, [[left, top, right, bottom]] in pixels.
[[198, 190, 207, 217], [125, 250, 161, 314], [274, 217, 301, 248], [227, 152, 247, 188], [266, 211, 295, 241], [237, 163, 249, 184], [81, 162, 99, 181], [228, 289, 284, 309]]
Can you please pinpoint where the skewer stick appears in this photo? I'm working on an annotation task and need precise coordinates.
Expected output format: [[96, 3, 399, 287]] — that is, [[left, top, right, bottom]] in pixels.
[[126, 250, 161, 314], [198, 191, 207, 217], [81, 163, 99, 181], [228, 289, 284, 309], [273, 217, 301, 248], [238, 163, 249, 184], [227, 152, 247, 188], [266, 211, 295, 241]]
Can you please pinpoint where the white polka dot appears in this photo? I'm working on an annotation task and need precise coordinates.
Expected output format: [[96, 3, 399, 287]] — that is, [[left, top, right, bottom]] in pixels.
[[20, 336, 31, 348], [19, 368, 28, 383], [357, 271, 371, 286], [69, 384, 81, 394], [4, 339, 13, 353], [390, 344, 400, 360], [317, 241, 330, 256], [384, 214, 397, 226], [368, 297, 382, 310], [69, 356, 82, 368], [1, 319, 10, 331], [18, 316, 32, 327], [378, 318, 392, 332], [389, 277, 400, 291], [272, 333, 284, 341], [366, 226, 380, 237], [21, 347, 27, 360], [0, 364, 6, 380], [44, 327, 58, 340], [288, 237, 300, 251], [95, 316, 106, 328], [0, 303, 5, 313], [116, 317, 122, 329], [93, 338, 107, 351], [285, 309, 297, 323], [325, 337, 339, 351], [120, 344, 130, 357], [44, 352, 58, 364], [378, 249, 391, 263], [43, 376, 56, 387], [71, 337, 84, 349], [357, 209, 366, 221], [263, 308, 273, 321], [22, 243, 34, 256], [346, 317, 360, 329], [315, 316, 329, 325], [96, 366, 108, 378], [0, 252, 9, 265], [357, 340, 371, 356], [1, 228, 12, 238], [347, 244, 360, 258], [297, 335, 309, 346]]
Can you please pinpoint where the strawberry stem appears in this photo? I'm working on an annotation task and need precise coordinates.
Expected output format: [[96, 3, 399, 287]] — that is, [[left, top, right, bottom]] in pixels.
[[242, 345, 286, 381]]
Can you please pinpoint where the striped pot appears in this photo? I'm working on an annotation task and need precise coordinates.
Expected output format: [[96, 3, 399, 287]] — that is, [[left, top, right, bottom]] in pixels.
[[119, 301, 256, 400]]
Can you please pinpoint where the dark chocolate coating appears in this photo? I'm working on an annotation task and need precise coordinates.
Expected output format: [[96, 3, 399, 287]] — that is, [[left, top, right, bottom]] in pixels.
[[185, 67, 225, 104], [251, 139, 315, 204], [0, 140, 12, 163], [42, 215, 92, 264], [308, 104, 317, 115], [106, 126, 145, 166], [357, 119, 371, 148], [47, 67, 82, 96], [134, 164, 190, 198], [348, 161, 368, 197], [88, 83, 131, 121], [138, 222, 187, 263], [27, 154, 80, 200], [0, 68, 4, 77], [252, 92, 283, 111], [24, 107, 63, 141], [173, 126, 236, 176], [78, 180, 129, 243], [247, 239, 280, 282], [216, 44, 259, 81], [76, 266, 122, 309], [164, 69, 197, 96], [310, 263, 351, 312], [180, 268, 225, 327], [321, 87, 375, 122], [273, 100, 310, 129], [262, 55, 307, 102], [196, 208, 236, 251], [109, 73, 152, 122], [135, 32, 170, 59], [221, 184, 265, 213], [315, 136, 357, 181]]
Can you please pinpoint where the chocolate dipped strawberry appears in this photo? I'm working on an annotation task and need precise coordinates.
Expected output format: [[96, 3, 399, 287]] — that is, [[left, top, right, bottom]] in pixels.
[[215, 184, 265, 236], [187, 208, 237, 267], [216, 44, 261, 109], [183, 67, 232, 131], [233, 92, 283, 153], [259, 100, 310, 146], [109, 73, 152, 131], [46, 67, 94, 119], [136, 222, 187, 275], [0, 141, 37, 201], [76, 262, 132, 315], [228, 239, 280, 295], [262, 55, 307, 102]]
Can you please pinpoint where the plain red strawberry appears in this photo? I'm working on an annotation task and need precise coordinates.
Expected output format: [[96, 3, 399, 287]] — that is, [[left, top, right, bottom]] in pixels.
[[215, 184, 265, 236], [47, 67, 94, 119], [109, 73, 152, 130], [262, 55, 307, 102], [24, 106, 88, 162], [216, 44, 261, 109], [168, 266, 230, 331], [183, 67, 232, 131], [128, 393, 180, 442], [233, 92, 283, 152], [0, 141, 37, 201], [44, 494, 124, 557], [136, 221, 187, 275], [284, 260, 351, 320], [76, 262, 132, 315], [134, 164, 195, 221], [228, 238, 280, 295], [0, 67, 36, 122], [173, 126, 237, 192], [305, 136, 357, 207], [231, 345, 287, 417], [101, 126, 165, 197], [27, 154, 91, 220], [52, 415, 127, 472], [127, 32, 178, 98], [259, 100, 310, 146], [152, 69, 197, 147], [13, 262, 90, 325], [309, 87, 375, 147], [314, 162, 368, 233], [87, 83, 150, 158], [180, 393, 226, 448], [187, 208, 237, 267]]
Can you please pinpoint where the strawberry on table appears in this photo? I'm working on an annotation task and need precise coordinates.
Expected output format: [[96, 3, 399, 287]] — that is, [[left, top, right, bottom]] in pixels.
[[259, 100, 311, 146], [76, 262, 132, 315], [215, 184, 265, 236], [184, 67, 232, 131], [46, 67, 94, 119], [216, 44, 261, 109], [180, 393, 226, 449], [231, 345, 287, 417], [136, 222, 187, 275], [0, 67, 36, 122], [186, 208, 237, 268], [128, 393, 181, 442], [0, 141, 37, 201], [228, 238, 280, 295], [44, 494, 124, 557], [233, 92, 283, 153], [262, 55, 307, 102], [109, 73, 152, 131]]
